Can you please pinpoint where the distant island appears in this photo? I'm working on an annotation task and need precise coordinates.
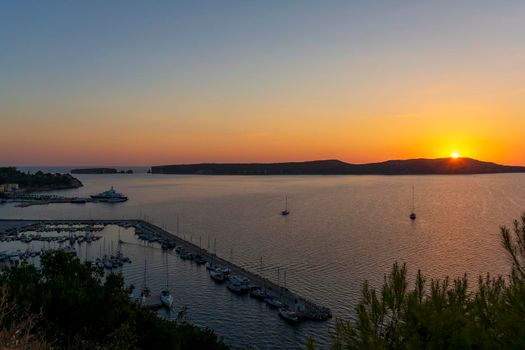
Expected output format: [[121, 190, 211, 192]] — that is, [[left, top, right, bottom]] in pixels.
[[151, 158, 525, 175], [71, 168, 117, 174], [0, 167, 82, 192], [71, 168, 134, 174]]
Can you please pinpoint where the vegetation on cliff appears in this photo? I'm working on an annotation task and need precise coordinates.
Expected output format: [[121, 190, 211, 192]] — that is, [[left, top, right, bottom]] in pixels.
[[0, 251, 229, 349], [323, 214, 525, 350], [0, 167, 82, 192]]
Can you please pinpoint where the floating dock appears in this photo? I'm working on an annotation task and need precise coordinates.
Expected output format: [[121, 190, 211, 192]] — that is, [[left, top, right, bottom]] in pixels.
[[0, 219, 332, 321]]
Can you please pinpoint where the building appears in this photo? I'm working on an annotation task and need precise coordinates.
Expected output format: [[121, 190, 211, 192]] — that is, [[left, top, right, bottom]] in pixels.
[[0, 183, 19, 193]]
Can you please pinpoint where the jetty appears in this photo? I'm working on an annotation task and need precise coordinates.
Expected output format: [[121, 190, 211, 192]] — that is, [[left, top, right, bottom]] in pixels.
[[0, 219, 332, 322], [2, 193, 94, 207]]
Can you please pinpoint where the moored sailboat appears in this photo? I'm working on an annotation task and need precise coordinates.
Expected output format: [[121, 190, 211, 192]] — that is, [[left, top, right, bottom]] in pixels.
[[281, 196, 290, 216], [160, 254, 173, 309], [409, 185, 416, 220]]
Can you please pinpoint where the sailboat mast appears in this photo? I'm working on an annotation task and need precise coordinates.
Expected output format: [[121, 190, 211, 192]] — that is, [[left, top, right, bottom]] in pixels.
[[165, 254, 169, 290], [143, 258, 147, 290], [412, 185, 415, 212]]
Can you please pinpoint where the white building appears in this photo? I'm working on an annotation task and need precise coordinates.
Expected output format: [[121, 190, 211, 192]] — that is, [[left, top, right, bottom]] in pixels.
[[0, 183, 19, 193]]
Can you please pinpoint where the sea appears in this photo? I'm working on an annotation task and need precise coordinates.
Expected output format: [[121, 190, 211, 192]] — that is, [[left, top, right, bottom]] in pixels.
[[2, 169, 525, 349]]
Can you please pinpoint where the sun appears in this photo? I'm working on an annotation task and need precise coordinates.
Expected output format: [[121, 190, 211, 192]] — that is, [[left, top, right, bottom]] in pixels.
[[451, 152, 460, 159]]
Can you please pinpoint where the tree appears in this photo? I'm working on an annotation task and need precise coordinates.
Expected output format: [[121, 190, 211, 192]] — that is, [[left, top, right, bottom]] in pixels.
[[326, 214, 525, 350], [1, 252, 229, 350]]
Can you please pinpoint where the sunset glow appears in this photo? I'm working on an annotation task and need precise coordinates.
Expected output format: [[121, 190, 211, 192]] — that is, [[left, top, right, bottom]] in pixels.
[[1, 2, 525, 166], [451, 152, 460, 159]]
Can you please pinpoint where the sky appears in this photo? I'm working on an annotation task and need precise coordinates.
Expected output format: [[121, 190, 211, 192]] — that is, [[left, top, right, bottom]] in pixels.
[[1, 1, 524, 166]]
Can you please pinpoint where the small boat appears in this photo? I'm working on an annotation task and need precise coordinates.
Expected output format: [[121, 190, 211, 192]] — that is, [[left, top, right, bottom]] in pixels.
[[160, 290, 173, 308], [264, 295, 284, 308], [279, 307, 299, 322], [180, 251, 193, 260], [194, 255, 207, 265], [160, 254, 173, 309], [227, 282, 244, 294], [216, 267, 231, 275], [281, 196, 290, 216], [228, 275, 250, 290], [227, 275, 249, 293], [249, 286, 266, 300], [209, 269, 226, 283]]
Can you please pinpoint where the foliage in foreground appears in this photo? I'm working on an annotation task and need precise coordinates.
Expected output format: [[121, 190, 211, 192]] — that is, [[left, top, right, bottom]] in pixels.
[[0, 251, 229, 350], [328, 214, 525, 350]]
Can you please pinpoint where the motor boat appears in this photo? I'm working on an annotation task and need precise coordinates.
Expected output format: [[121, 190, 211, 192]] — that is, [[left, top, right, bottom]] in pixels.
[[279, 307, 299, 322], [91, 187, 128, 203], [264, 295, 284, 308], [249, 286, 266, 300], [209, 269, 226, 283]]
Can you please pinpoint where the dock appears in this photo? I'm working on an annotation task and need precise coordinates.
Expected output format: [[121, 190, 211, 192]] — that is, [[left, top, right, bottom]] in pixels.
[[2, 193, 94, 207], [0, 219, 332, 321]]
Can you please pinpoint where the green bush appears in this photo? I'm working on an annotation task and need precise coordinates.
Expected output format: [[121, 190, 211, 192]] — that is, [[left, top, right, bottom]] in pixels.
[[0, 251, 228, 350], [328, 214, 525, 350]]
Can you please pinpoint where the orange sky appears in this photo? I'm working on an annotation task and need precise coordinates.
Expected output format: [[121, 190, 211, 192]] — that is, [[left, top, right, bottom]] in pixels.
[[1, 2, 524, 166]]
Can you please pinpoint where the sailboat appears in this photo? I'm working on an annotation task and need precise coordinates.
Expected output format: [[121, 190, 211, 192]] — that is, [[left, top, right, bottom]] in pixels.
[[409, 185, 416, 220], [281, 196, 290, 216], [140, 256, 151, 305], [160, 254, 174, 309]]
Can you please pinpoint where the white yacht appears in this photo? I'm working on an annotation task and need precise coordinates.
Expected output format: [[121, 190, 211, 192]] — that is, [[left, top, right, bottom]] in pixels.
[[91, 187, 128, 202]]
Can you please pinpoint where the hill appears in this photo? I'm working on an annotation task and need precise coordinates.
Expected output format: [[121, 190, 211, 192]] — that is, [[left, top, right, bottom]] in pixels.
[[151, 158, 525, 175], [71, 168, 118, 174], [0, 167, 82, 192]]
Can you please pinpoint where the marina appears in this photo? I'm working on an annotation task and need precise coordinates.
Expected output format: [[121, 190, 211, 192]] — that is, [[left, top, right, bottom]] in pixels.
[[0, 218, 332, 322], [1, 186, 128, 207]]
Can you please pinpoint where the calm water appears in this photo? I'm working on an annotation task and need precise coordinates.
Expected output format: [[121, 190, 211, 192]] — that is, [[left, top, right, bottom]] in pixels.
[[2, 173, 525, 349]]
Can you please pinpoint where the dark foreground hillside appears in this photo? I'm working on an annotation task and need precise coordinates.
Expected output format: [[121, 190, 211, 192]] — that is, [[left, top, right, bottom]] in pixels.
[[0, 252, 228, 350]]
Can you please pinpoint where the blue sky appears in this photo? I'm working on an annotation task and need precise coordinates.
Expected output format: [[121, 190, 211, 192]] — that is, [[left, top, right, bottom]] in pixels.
[[1, 1, 524, 165]]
